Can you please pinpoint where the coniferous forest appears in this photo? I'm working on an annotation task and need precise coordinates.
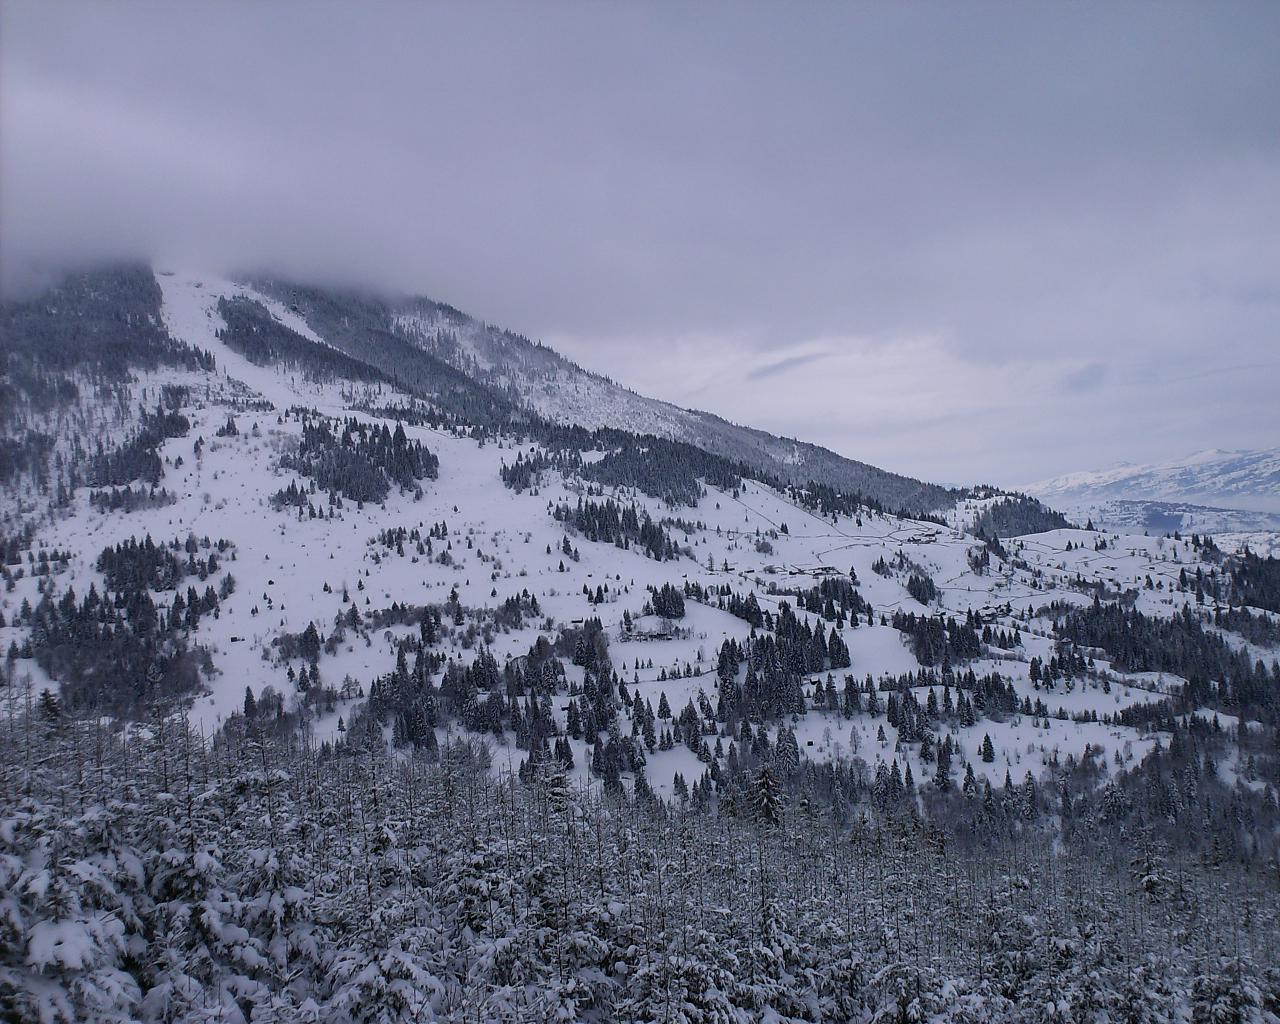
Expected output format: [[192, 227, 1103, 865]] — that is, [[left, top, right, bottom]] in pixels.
[[2, 705, 1277, 1024]]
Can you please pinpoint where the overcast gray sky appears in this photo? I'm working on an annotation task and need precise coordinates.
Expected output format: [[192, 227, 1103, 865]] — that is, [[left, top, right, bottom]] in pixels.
[[3, 2, 1278, 486]]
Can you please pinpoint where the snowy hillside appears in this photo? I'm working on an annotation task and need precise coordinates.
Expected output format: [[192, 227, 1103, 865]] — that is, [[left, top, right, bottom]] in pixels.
[[255, 276, 961, 515], [3, 263, 1276, 795], [1028, 447, 1280, 514], [2, 264, 1278, 1020]]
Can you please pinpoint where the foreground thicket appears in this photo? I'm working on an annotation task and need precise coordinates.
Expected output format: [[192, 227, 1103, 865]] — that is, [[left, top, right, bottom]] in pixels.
[[1, 708, 1277, 1024]]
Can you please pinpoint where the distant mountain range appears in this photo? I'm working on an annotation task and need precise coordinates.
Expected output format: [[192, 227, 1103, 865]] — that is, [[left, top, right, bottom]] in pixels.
[[1026, 448, 1280, 533], [1027, 448, 1280, 512]]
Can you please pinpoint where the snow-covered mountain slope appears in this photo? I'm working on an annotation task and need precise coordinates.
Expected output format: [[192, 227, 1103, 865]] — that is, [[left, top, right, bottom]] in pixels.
[[252, 276, 960, 515], [4, 263, 1277, 809], [1028, 448, 1280, 514]]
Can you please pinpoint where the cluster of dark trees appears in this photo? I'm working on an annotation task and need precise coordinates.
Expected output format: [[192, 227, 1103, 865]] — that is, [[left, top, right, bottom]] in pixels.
[[369, 524, 428, 557], [581, 436, 740, 506], [499, 447, 584, 492], [785, 485, 1072, 541], [85, 405, 190, 488], [96, 534, 231, 593], [890, 609, 982, 665], [552, 497, 680, 560], [1027, 641, 1091, 688], [3, 546, 72, 582], [9, 553, 228, 714], [683, 581, 766, 627], [981, 621, 1023, 649], [353, 400, 463, 432], [976, 527, 1010, 561], [791, 576, 874, 626], [0, 432, 56, 488], [711, 604, 849, 722], [1229, 548, 1280, 613], [274, 620, 327, 665], [883, 674, 1020, 744], [789, 481, 891, 520], [87, 432, 164, 488], [767, 599, 853, 673], [88, 484, 176, 513], [906, 570, 939, 605], [787, 480, 951, 527], [970, 493, 1073, 537], [270, 479, 341, 517], [347, 611, 650, 795], [493, 590, 543, 630], [647, 582, 686, 619], [359, 627, 451, 749], [278, 413, 438, 504], [1211, 603, 1280, 647], [689, 584, 864, 662], [711, 632, 798, 721], [0, 524, 36, 566]]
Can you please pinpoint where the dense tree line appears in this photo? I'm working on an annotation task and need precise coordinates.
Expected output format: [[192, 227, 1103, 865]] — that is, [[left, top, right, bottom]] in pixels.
[[1, 264, 213, 383], [87, 432, 163, 488], [648, 582, 686, 620], [4, 535, 233, 714], [580, 436, 740, 506], [496, 420, 758, 508], [500, 447, 584, 492], [1054, 597, 1280, 720], [216, 295, 390, 384], [1212, 603, 1280, 647], [788, 481, 893, 521], [11, 584, 215, 715], [88, 484, 177, 513]]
